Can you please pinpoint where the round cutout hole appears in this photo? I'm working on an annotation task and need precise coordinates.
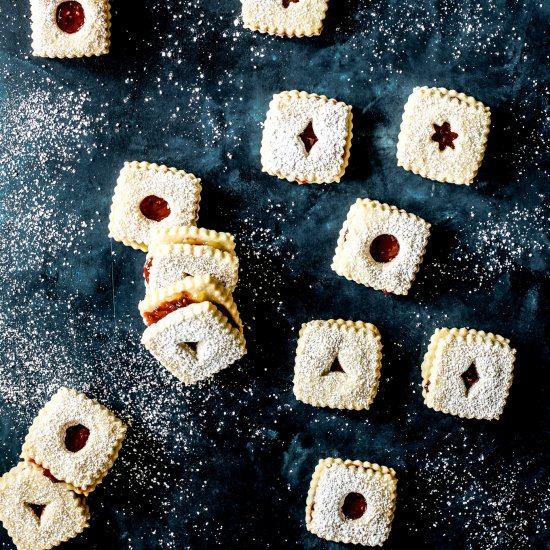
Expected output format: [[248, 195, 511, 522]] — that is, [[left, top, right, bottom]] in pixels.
[[56, 2, 85, 34], [139, 195, 171, 222], [342, 492, 367, 520], [65, 424, 90, 453], [369, 234, 400, 263]]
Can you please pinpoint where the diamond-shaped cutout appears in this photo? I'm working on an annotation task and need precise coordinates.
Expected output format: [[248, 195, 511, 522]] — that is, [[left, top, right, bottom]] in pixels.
[[299, 121, 318, 154], [26, 502, 46, 520], [461, 363, 479, 395]]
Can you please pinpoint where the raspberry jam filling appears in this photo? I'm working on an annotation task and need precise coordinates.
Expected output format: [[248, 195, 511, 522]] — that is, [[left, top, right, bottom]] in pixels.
[[370, 234, 400, 263], [56, 1, 85, 34], [299, 121, 318, 154], [329, 358, 345, 373], [342, 492, 367, 520], [282, 0, 300, 7], [140, 195, 171, 222], [432, 121, 458, 151], [26, 503, 46, 519], [65, 424, 90, 453], [461, 363, 479, 394], [144, 295, 196, 326], [144, 257, 153, 284]]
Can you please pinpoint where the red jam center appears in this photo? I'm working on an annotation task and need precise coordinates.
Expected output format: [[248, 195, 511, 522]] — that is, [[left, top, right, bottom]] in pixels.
[[144, 257, 153, 284], [299, 121, 318, 154], [282, 0, 300, 7], [431, 121, 458, 151], [329, 358, 345, 373], [461, 363, 479, 394], [65, 424, 90, 453], [140, 195, 171, 222], [56, 2, 85, 34], [144, 295, 195, 326], [27, 503, 46, 519], [42, 468, 61, 483], [342, 492, 367, 520], [370, 234, 400, 263]]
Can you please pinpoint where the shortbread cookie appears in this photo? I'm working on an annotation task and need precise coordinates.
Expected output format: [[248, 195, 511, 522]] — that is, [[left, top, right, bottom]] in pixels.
[[21, 388, 126, 495], [294, 320, 383, 410], [397, 87, 491, 184], [332, 198, 431, 295], [421, 328, 516, 420], [142, 302, 247, 385], [0, 462, 89, 550], [108, 161, 202, 252], [149, 225, 236, 252], [306, 458, 397, 546], [145, 227, 239, 293], [241, 0, 329, 37], [139, 274, 242, 330], [31, 0, 111, 58], [261, 91, 353, 184]]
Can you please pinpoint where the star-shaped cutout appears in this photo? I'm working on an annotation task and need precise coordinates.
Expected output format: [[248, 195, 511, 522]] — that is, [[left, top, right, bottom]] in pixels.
[[461, 363, 479, 395], [282, 0, 300, 7], [431, 121, 458, 151], [299, 121, 318, 154]]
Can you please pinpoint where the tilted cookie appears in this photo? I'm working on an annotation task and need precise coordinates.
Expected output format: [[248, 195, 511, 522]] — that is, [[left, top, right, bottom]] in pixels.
[[261, 91, 353, 184], [332, 198, 431, 295], [108, 161, 202, 252], [142, 302, 247, 385], [31, 0, 111, 58], [421, 328, 516, 420], [241, 0, 329, 37], [306, 458, 398, 547], [139, 274, 242, 331], [149, 225, 236, 252], [145, 227, 239, 293], [0, 463, 90, 550], [397, 86, 491, 184], [294, 320, 383, 410], [21, 388, 126, 495]]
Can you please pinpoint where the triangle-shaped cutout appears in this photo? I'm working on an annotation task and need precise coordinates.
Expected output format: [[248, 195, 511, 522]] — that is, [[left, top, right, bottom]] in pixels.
[[183, 342, 199, 356], [26, 502, 46, 521], [322, 357, 346, 375]]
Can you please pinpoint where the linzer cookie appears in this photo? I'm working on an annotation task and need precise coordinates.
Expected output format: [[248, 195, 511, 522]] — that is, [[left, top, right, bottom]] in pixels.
[[261, 91, 353, 184], [294, 320, 383, 410], [332, 198, 431, 295], [141, 276, 246, 384], [0, 463, 90, 550], [306, 458, 398, 546], [31, 0, 111, 58], [421, 328, 516, 420], [145, 226, 239, 293], [397, 87, 491, 184], [241, 0, 329, 37], [108, 161, 202, 252], [21, 388, 126, 495]]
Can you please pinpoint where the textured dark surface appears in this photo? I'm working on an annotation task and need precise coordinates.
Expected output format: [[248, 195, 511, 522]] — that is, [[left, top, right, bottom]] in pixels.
[[0, 1, 549, 548]]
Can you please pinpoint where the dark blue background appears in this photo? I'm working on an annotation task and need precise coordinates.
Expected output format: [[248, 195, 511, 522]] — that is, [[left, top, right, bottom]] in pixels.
[[0, 0, 548, 548]]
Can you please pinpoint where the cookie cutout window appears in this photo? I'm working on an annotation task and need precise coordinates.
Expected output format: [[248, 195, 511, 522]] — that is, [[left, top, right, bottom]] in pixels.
[[31, 0, 111, 58], [21, 388, 126, 495], [0, 463, 90, 550], [108, 161, 202, 252], [293, 320, 383, 410], [332, 198, 431, 295], [261, 91, 353, 184], [241, 0, 329, 37], [397, 86, 491, 184], [306, 458, 397, 546], [421, 328, 516, 420]]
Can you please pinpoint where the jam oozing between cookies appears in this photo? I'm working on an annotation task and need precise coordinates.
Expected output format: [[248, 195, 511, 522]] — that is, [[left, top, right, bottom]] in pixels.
[[342, 492, 367, 520], [461, 363, 479, 395], [65, 424, 90, 453], [140, 195, 171, 222], [26, 503, 46, 520], [56, 2, 85, 34], [370, 234, 400, 263], [144, 295, 196, 325], [431, 121, 458, 151], [143, 257, 153, 284], [299, 121, 318, 154]]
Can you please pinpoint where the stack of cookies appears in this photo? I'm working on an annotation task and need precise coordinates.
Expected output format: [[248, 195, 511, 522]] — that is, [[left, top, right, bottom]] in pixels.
[[108, 161, 247, 385], [0, 388, 126, 550]]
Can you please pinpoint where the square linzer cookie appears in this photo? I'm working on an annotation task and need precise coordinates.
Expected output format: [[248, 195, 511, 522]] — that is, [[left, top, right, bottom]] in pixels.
[[0, 463, 90, 550], [306, 458, 398, 546], [241, 0, 329, 37], [21, 388, 127, 495], [421, 328, 516, 420], [108, 161, 202, 252], [261, 91, 353, 184], [145, 226, 239, 293], [397, 87, 491, 184], [332, 199, 431, 295], [293, 320, 383, 410], [31, 0, 111, 58], [140, 274, 246, 384]]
